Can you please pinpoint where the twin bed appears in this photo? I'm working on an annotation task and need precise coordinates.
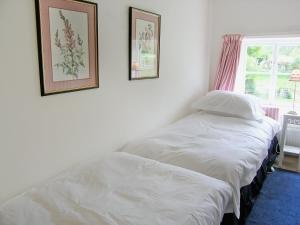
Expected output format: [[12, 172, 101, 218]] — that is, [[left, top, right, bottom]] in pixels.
[[1, 153, 232, 225], [0, 91, 280, 225], [120, 111, 280, 223]]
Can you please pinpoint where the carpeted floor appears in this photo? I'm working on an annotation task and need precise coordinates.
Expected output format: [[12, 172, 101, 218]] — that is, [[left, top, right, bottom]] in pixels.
[[246, 169, 300, 225]]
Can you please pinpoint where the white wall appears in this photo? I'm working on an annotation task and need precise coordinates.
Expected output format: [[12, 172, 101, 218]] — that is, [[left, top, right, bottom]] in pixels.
[[0, 0, 210, 204], [209, 0, 300, 88]]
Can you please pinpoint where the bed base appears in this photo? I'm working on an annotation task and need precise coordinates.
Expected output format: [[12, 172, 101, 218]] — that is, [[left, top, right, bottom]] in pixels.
[[221, 136, 279, 225]]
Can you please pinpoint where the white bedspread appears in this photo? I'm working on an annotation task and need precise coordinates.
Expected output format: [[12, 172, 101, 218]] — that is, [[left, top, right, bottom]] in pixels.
[[0, 152, 232, 225], [121, 112, 281, 218]]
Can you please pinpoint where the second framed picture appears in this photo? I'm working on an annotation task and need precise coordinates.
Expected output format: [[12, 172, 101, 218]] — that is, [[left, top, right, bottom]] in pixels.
[[129, 7, 161, 80]]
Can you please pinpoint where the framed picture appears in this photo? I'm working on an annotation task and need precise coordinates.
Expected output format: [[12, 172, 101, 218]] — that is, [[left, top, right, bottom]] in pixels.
[[35, 0, 99, 96], [129, 7, 161, 80]]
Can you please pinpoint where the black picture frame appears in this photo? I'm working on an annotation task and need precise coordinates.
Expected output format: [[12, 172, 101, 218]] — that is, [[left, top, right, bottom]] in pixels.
[[129, 7, 161, 80], [35, 0, 99, 96]]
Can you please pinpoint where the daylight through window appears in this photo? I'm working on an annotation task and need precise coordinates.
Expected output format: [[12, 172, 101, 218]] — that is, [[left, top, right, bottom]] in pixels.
[[235, 37, 300, 114]]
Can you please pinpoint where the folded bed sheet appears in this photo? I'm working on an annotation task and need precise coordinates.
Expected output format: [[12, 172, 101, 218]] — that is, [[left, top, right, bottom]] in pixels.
[[0, 152, 232, 225], [120, 112, 280, 218]]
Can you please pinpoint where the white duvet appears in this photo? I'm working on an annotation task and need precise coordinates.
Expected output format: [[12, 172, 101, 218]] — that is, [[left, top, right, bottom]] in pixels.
[[121, 112, 281, 218], [0, 152, 232, 225]]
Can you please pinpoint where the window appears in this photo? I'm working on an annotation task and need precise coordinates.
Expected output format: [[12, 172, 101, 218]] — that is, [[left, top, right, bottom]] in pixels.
[[235, 37, 300, 114]]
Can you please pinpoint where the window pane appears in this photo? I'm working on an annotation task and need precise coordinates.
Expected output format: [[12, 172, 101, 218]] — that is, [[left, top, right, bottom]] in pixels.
[[245, 73, 271, 101], [275, 45, 300, 112], [245, 45, 274, 101], [246, 45, 273, 73], [277, 45, 300, 74], [276, 76, 300, 113]]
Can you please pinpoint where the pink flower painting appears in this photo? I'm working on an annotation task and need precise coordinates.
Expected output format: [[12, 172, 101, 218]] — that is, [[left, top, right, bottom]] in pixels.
[[54, 10, 85, 79], [36, 0, 98, 95]]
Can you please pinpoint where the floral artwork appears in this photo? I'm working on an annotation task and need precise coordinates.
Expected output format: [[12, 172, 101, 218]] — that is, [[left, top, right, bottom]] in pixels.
[[130, 7, 161, 80], [136, 19, 155, 68], [54, 10, 85, 79], [49, 8, 90, 82], [35, 0, 98, 96]]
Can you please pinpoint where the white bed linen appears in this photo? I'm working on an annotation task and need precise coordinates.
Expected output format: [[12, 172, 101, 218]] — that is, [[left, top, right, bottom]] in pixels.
[[121, 112, 281, 218], [0, 152, 232, 225]]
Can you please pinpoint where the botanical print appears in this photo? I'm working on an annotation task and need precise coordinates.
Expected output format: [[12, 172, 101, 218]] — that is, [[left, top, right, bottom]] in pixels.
[[49, 8, 89, 81], [54, 10, 85, 78], [135, 19, 156, 77], [130, 8, 160, 80]]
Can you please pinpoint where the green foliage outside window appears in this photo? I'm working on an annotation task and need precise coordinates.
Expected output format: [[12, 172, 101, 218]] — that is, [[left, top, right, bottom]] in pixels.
[[245, 45, 300, 105]]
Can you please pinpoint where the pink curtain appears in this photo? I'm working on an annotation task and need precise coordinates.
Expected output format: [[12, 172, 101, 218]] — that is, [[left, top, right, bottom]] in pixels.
[[263, 105, 280, 121], [214, 34, 243, 91]]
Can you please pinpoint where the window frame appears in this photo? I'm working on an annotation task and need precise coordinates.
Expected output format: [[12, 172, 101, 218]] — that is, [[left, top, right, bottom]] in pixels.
[[235, 37, 300, 105]]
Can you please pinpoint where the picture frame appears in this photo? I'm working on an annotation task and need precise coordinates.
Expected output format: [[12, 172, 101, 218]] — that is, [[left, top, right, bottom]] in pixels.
[[35, 0, 99, 96], [129, 7, 161, 80]]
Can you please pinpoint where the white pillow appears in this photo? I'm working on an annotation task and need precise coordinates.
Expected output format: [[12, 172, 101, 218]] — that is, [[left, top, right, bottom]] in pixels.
[[192, 90, 265, 121]]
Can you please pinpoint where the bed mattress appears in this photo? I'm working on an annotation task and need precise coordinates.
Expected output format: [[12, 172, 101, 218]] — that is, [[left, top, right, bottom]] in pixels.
[[0, 152, 232, 225], [120, 112, 280, 218]]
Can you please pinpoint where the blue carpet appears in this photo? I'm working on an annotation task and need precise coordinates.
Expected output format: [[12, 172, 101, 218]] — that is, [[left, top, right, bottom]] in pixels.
[[246, 169, 300, 225]]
